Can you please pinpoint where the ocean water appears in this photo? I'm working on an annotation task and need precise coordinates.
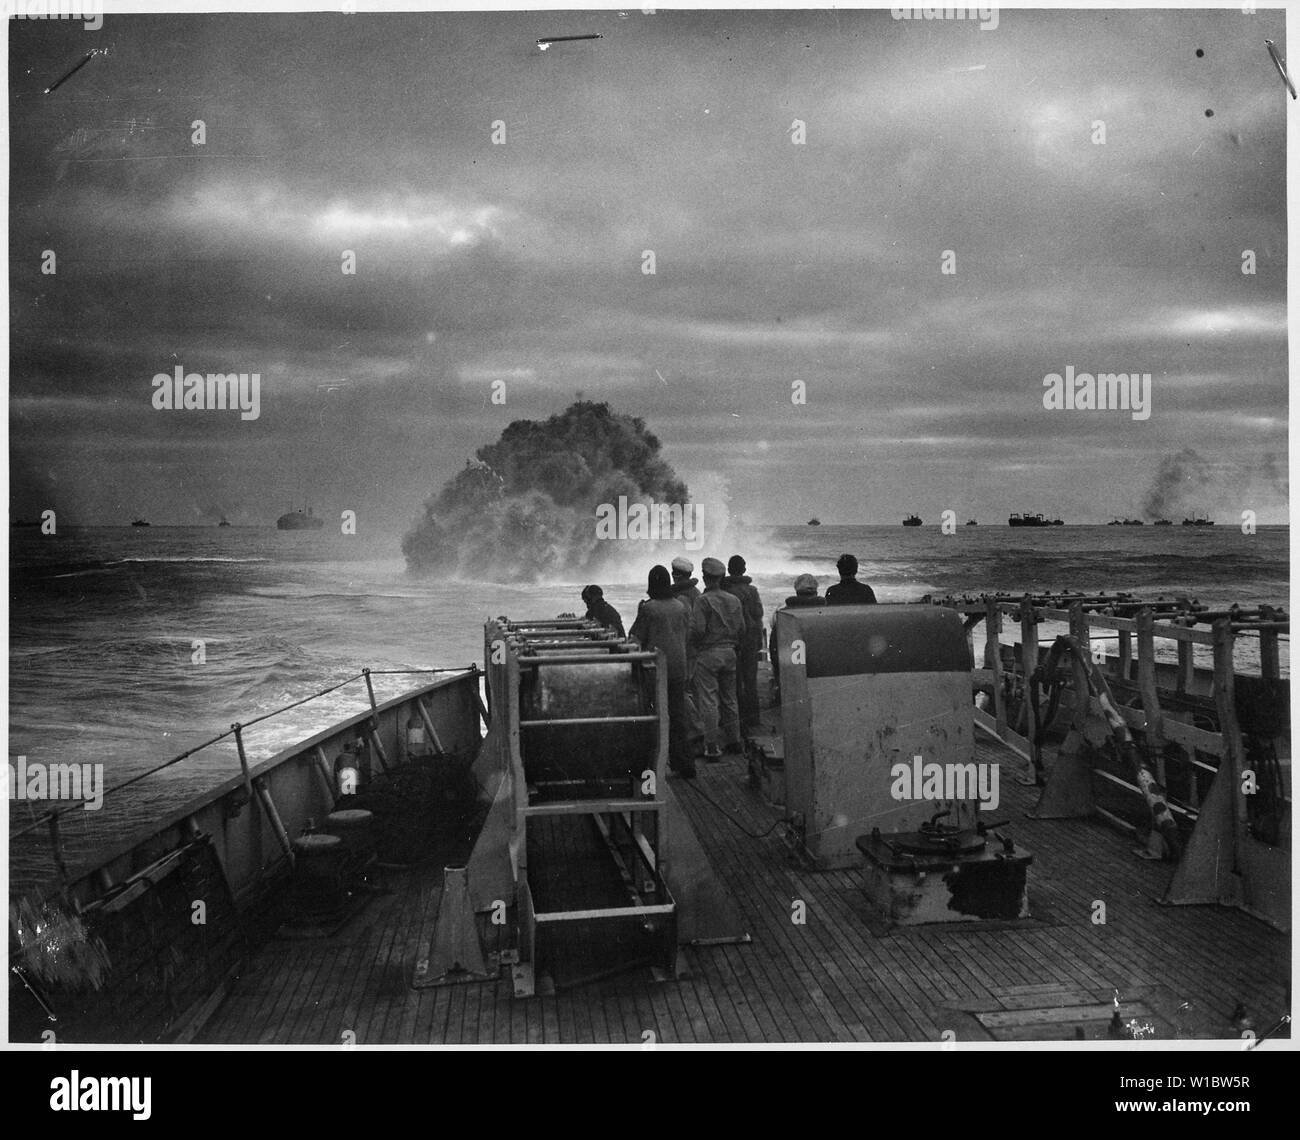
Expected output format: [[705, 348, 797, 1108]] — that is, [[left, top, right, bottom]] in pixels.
[[6, 522, 1288, 885]]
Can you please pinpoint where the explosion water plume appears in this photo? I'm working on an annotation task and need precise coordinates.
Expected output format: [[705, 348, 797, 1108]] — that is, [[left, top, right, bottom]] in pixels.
[[402, 401, 695, 583]]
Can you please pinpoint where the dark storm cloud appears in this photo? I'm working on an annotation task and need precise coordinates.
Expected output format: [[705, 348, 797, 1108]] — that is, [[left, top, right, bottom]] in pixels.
[[7, 7, 1288, 527]]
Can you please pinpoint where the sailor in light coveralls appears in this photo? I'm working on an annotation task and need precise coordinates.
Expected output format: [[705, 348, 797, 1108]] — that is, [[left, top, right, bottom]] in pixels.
[[689, 557, 745, 760]]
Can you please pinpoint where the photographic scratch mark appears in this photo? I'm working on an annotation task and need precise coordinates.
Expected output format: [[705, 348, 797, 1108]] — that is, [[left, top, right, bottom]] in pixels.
[[44, 49, 105, 96], [1265, 40, 1297, 100]]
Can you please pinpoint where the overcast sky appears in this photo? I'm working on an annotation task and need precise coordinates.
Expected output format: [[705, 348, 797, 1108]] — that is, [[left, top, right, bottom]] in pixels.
[[7, 7, 1289, 530]]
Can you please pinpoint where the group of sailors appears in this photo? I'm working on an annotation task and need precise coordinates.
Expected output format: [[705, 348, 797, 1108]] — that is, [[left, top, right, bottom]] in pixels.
[[580, 553, 877, 777]]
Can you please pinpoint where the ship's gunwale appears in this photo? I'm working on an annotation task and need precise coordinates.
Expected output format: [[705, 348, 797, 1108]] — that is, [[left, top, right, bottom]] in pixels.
[[13, 670, 476, 905]]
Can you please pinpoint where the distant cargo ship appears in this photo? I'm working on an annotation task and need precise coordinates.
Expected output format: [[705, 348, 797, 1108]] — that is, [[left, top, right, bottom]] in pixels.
[[218, 516, 231, 527], [1008, 513, 1063, 527], [276, 507, 324, 531], [1182, 516, 1215, 527], [1153, 519, 1173, 526], [130, 519, 150, 527], [807, 518, 821, 526], [902, 515, 922, 527], [965, 519, 978, 526], [1108, 518, 1144, 526]]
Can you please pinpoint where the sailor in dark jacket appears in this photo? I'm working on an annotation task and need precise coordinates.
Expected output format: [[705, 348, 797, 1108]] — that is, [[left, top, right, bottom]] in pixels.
[[825, 554, 878, 605], [581, 585, 625, 637], [670, 557, 701, 611], [670, 557, 704, 752], [629, 565, 694, 776], [723, 554, 764, 733]]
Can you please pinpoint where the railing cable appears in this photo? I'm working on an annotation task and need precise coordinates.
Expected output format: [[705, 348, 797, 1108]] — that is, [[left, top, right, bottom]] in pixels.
[[10, 666, 475, 839]]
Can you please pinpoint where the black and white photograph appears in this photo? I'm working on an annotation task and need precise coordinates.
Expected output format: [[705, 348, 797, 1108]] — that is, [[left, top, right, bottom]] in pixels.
[[4, 0, 1293, 1069]]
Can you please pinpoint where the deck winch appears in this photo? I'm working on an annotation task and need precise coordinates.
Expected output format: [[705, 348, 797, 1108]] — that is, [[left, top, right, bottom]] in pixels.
[[773, 604, 1033, 925], [856, 811, 1032, 925]]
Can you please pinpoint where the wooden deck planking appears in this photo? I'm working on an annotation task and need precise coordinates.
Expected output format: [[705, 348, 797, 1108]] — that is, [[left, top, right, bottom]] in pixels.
[[289, 945, 343, 1043], [656, 965, 698, 1043], [328, 914, 387, 1046], [708, 944, 767, 1041], [554, 979, 578, 1043], [911, 923, 1002, 1007], [510, 980, 530, 1044], [996, 930, 1085, 997], [673, 775, 881, 1040], [676, 951, 730, 1043], [199, 726, 1289, 1045], [353, 882, 414, 1046], [714, 927, 827, 1041], [260, 944, 331, 1044], [615, 983, 653, 1045], [709, 767, 945, 1039], [395, 881, 440, 1043], [304, 938, 369, 1043], [239, 922, 318, 1044], [632, 986, 668, 1046], [793, 865, 945, 1038], [890, 921, 986, 1006], [715, 942, 787, 1042], [1018, 802, 1276, 1019], [585, 982, 613, 1045], [478, 972, 502, 1046], [332, 920, 387, 1045]]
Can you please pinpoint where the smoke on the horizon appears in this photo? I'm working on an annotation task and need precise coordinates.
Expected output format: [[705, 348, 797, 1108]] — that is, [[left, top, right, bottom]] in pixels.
[[191, 496, 244, 524], [1141, 448, 1213, 519], [1140, 447, 1288, 521]]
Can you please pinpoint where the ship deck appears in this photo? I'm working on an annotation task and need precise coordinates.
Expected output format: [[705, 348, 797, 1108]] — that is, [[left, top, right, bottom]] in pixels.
[[199, 732, 1290, 1045]]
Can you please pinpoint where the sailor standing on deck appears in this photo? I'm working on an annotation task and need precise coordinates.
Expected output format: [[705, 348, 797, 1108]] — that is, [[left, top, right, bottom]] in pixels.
[[769, 573, 825, 694], [629, 565, 695, 778], [691, 557, 745, 761], [825, 554, 878, 606], [580, 585, 625, 637], [723, 555, 764, 735], [670, 557, 701, 609], [670, 557, 705, 755]]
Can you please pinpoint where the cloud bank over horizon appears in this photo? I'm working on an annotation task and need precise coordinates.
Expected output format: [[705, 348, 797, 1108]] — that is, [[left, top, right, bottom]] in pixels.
[[8, 8, 1289, 530]]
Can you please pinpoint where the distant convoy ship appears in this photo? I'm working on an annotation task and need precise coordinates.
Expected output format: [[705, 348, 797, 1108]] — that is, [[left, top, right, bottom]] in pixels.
[[218, 516, 231, 527], [276, 506, 324, 531], [130, 519, 150, 527], [788, 512, 1221, 526], [794, 513, 1215, 526]]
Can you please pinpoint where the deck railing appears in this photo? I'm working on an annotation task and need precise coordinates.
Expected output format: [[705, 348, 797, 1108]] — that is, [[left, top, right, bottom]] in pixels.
[[924, 592, 1290, 931], [10, 666, 481, 903]]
